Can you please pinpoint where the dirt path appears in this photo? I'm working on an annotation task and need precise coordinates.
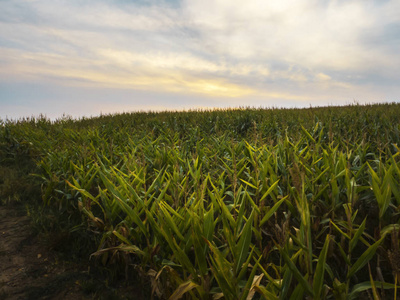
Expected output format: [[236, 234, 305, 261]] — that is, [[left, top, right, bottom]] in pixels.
[[0, 206, 92, 300]]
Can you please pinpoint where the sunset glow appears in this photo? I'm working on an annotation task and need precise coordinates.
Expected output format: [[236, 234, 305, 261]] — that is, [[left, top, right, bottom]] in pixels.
[[1, 0, 399, 119]]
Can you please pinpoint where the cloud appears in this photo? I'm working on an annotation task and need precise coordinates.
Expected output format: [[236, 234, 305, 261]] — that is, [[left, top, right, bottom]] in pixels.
[[0, 0, 399, 118], [182, 0, 399, 71]]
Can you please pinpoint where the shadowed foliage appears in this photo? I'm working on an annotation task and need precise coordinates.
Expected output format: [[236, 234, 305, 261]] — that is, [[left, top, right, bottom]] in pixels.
[[1, 102, 400, 299]]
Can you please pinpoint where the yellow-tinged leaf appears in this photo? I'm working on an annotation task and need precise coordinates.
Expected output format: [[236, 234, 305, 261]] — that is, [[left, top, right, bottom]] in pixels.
[[169, 280, 199, 300], [254, 285, 279, 300], [240, 178, 257, 189], [246, 274, 264, 300], [213, 293, 224, 300], [368, 264, 381, 300]]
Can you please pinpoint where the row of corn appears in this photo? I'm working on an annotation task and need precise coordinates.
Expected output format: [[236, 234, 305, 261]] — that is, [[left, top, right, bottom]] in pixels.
[[1, 103, 400, 299]]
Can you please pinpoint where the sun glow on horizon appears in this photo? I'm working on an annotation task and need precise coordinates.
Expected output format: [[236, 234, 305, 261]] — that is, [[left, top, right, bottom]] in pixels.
[[0, 0, 399, 119]]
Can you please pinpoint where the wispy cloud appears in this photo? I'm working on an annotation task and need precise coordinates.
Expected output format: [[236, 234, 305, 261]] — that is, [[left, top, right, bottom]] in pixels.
[[0, 0, 399, 118]]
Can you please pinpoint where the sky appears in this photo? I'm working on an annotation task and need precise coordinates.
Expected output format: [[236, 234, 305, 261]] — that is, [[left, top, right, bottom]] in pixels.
[[0, 0, 399, 120]]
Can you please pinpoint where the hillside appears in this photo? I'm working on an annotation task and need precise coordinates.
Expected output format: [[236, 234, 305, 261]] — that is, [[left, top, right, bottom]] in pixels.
[[1, 103, 400, 299]]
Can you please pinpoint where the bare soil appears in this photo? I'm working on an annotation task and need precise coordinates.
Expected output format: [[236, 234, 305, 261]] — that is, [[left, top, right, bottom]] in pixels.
[[0, 206, 146, 300], [0, 206, 93, 299]]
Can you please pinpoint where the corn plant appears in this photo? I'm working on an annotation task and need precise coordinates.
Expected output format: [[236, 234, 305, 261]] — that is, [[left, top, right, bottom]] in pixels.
[[2, 103, 400, 298]]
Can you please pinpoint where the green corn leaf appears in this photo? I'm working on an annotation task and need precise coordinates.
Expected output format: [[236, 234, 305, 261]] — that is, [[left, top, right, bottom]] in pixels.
[[312, 167, 330, 183], [347, 236, 385, 279], [160, 227, 197, 276], [301, 125, 316, 143], [379, 185, 391, 219], [159, 202, 185, 241], [114, 195, 147, 235], [349, 281, 396, 300], [381, 223, 400, 237], [335, 240, 351, 266], [259, 179, 280, 202], [204, 206, 215, 241], [66, 179, 97, 202], [144, 169, 164, 199], [313, 234, 330, 300], [216, 194, 236, 229], [334, 169, 346, 179], [281, 248, 314, 297], [131, 170, 146, 185], [350, 218, 366, 253], [191, 216, 208, 275], [260, 195, 288, 226], [236, 192, 247, 232], [84, 165, 99, 189], [144, 208, 163, 240], [289, 282, 305, 300], [237, 247, 255, 283], [235, 209, 255, 275], [368, 164, 385, 214], [113, 169, 143, 203], [382, 164, 393, 188], [330, 220, 351, 240], [254, 259, 282, 290], [245, 192, 261, 214], [161, 200, 184, 221], [207, 240, 236, 299], [314, 183, 330, 202], [239, 253, 260, 300], [99, 171, 121, 198], [389, 173, 400, 206], [112, 230, 131, 246]]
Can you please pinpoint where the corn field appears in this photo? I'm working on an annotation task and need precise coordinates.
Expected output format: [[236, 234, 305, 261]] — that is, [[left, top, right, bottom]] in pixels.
[[1, 103, 400, 299]]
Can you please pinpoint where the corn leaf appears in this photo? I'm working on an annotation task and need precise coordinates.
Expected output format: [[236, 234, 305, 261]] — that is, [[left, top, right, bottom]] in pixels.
[[313, 234, 330, 300], [347, 236, 384, 279], [169, 280, 199, 300]]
